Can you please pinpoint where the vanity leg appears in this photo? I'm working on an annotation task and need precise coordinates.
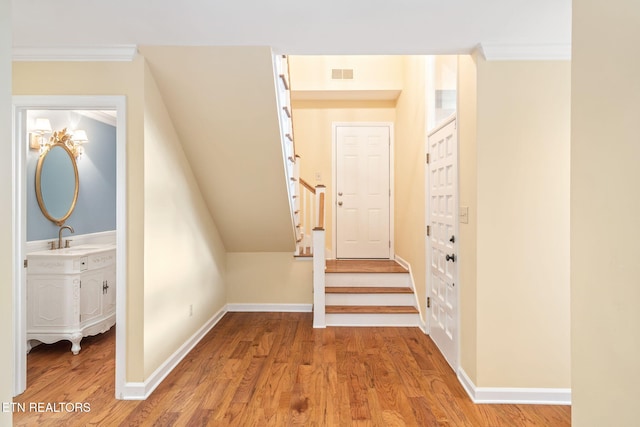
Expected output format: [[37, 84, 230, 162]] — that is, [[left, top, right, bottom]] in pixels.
[[70, 334, 82, 355]]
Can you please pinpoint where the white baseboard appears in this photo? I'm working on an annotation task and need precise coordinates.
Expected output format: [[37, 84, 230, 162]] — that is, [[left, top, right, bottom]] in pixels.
[[119, 305, 228, 400], [419, 318, 428, 334], [458, 368, 571, 405], [227, 303, 312, 312]]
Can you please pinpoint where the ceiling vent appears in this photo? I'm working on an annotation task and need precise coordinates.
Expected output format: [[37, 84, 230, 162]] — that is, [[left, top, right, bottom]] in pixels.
[[331, 68, 354, 80]]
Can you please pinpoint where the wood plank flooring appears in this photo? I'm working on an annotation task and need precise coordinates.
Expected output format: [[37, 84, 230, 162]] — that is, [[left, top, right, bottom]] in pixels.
[[14, 312, 570, 426]]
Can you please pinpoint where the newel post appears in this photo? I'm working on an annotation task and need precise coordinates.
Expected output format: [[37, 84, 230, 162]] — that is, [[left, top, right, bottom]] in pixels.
[[312, 227, 326, 328], [314, 185, 326, 230]]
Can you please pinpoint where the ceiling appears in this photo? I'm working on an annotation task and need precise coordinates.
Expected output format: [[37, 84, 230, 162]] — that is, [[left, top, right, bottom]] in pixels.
[[12, 1, 571, 54]]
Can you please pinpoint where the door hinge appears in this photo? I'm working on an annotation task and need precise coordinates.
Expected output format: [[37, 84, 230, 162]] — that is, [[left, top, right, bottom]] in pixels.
[[79, 280, 82, 289], [389, 240, 391, 248], [427, 297, 431, 308], [23, 259, 28, 268], [426, 225, 431, 237], [426, 153, 430, 164]]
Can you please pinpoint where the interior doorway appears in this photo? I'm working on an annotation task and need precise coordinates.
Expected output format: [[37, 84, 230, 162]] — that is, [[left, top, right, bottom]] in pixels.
[[333, 123, 393, 259], [12, 96, 127, 398]]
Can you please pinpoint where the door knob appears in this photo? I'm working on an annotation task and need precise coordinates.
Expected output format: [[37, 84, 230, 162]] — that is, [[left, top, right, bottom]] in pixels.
[[446, 253, 456, 262], [449, 235, 455, 243], [338, 201, 343, 206], [338, 192, 343, 196]]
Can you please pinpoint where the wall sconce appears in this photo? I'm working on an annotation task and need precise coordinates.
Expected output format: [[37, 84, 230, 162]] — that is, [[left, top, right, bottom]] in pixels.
[[29, 118, 52, 150], [70, 130, 89, 159], [31, 126, 89, 160]]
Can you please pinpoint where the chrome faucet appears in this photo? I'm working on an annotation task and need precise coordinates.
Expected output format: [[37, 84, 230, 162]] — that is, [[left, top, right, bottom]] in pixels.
[[58, 225, 74, 249]]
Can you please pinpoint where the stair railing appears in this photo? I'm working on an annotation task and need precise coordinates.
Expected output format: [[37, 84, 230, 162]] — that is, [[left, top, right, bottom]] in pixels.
[[297, 178, 325, 256]]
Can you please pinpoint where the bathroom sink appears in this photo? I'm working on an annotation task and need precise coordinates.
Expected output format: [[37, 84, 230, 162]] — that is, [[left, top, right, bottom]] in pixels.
[[59, 244, 114, 253], [30, 244, 116, 256]]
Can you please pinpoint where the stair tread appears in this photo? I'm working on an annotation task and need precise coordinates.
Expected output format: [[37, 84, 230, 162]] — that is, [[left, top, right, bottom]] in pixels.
[[326, 259, 408, 273], [326, 286, 413, 294], [325, 305, 419, 314]]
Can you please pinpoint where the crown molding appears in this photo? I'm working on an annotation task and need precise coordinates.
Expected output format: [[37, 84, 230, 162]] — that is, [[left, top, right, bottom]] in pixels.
[[480, 43, 571, 61], [12, 45, 138, 62]]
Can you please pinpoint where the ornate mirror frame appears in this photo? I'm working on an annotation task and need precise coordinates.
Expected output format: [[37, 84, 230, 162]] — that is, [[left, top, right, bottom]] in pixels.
[[35, 133, 79, 226]]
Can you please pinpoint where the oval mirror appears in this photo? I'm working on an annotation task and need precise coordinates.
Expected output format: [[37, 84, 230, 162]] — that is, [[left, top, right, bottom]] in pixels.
[[35, 142, 79, 226]]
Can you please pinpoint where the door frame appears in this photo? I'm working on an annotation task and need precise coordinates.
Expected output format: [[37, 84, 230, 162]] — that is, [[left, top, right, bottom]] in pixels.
[[331, 122, 395, 259], [12, 95, 127, 398], [425, 113, 460, 370]]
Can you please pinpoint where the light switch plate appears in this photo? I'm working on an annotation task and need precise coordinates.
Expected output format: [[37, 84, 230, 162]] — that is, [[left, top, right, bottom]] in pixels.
[[315, 172, 322, 182], [459, 206, 469, 224]]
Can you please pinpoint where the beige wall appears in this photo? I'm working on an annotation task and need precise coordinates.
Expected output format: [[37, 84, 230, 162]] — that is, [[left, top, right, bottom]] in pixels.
[[457, 54, 478, 383], [394, 55, 427, 319], [289, 55, 403, 95], [226, 253, 312, 305], [1, 0, 12, 425], [475, 58, 571, 388], [13, 60, 147, 381], [571, 1, 640, 424], [291, 101, 396, 253], [142, 62, 227, 376]]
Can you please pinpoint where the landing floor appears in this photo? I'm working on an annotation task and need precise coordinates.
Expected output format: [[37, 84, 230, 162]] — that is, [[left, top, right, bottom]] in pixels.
[[325, 259, 408, 273]]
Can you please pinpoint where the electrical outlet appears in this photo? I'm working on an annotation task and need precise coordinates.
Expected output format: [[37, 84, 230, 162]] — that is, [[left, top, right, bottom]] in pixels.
[[189, 304, 193, 317]]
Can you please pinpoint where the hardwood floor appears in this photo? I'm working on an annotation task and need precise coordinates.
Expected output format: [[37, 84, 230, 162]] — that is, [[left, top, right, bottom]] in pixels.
[[14, 313, 571, 426]]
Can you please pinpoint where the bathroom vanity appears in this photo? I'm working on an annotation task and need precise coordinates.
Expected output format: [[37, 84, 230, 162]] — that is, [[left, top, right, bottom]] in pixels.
[[26, 244, 116, 355]]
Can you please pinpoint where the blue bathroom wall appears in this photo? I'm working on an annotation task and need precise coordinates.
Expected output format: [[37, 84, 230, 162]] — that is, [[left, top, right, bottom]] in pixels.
[[27, 113, 116, 241]]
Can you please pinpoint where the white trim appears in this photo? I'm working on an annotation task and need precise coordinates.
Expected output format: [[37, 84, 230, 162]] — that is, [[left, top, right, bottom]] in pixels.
[[114, 99, 127, 399], [12, 45, 138, 62], [119, 305, 228, 400], [479, 43, 571, 61], [331, 122, 395, 259], [12, 101, 28, 396], [457, 368, 572, 405], [394, 255, 424, 326], [227, 303, 313, 313], [12, 96, 127, 399], [394, 256, 427, 334]]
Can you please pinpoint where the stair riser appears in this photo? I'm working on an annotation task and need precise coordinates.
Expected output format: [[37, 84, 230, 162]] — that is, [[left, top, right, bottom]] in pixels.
[[325, 273, 410, 287], [325, 313, 420, 327], [325, 293, 416, 306]]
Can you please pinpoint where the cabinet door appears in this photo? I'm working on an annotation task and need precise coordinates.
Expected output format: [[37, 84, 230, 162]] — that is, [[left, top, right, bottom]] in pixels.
[[102, 266, 116, 315], [28, 276, 76, 329], [80, 270, 103, 323]]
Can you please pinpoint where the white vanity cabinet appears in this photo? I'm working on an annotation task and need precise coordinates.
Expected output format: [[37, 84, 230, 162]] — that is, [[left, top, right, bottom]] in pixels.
[[26, 245, 116, 355]]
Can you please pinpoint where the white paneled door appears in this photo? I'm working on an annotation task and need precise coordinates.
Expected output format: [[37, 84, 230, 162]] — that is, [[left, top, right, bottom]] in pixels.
[[335, 125, 391, 259], [427, 116, 458, 370]]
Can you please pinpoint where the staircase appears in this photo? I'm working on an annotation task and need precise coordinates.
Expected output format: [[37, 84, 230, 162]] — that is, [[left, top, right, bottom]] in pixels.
[[323, 260, 420, 327]]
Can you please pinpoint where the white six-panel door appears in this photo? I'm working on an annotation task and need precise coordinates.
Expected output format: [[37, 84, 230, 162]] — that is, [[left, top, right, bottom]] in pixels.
[[335, 125, 391, 259], [427, 116, 458, 370]]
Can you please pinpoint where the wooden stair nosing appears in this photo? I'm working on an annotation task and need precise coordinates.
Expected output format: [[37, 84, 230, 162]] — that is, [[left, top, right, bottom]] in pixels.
[[325, 305, 419, 314], [325, 286, 413, 294]]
